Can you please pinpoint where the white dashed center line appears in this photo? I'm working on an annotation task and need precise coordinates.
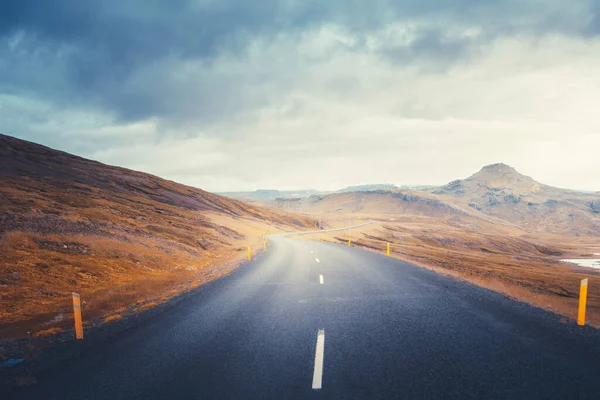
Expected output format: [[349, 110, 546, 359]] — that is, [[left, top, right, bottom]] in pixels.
[[310, 250, 313, 254], [319, 274, 324, 284], [315, 258, 320, 263], [312, 329, 325, 390]]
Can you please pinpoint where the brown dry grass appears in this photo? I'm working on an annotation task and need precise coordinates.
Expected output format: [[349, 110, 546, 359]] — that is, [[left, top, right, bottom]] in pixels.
[[136, 301, 159, 313], [103, 315, 122, 324], [0, 214, 287, 338], [31, 327, 63, 338], [301, 214, 600, 327]]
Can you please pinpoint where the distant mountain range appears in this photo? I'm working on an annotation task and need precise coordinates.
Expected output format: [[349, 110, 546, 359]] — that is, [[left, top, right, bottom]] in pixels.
[[216, 189, 324, 202], [218, 183, 437, 202], [336, 184, 397, 193], [259, 163, 600, 236]]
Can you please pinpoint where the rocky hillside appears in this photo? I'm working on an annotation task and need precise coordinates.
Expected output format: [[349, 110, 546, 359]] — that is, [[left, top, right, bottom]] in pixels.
[[0, 134, 311, 336], [429, 163, 600, 236]]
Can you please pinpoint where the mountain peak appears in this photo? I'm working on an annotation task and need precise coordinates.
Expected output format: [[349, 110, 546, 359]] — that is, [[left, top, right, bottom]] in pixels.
[[479, 163, 517, 174], [470, 163, 526, 181], [465, 163, 539, 191]]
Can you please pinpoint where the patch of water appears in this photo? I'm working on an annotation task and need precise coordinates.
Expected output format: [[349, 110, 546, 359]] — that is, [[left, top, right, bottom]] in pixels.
[[562, 259, 600, 269]]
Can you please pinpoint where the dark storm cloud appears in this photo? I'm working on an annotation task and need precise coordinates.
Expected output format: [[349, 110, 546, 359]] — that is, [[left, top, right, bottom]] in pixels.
[[0, 1, 292, 110], [0, 0, 596, 127], [587, 1, 600, 35], [378, 28, 480, 71]]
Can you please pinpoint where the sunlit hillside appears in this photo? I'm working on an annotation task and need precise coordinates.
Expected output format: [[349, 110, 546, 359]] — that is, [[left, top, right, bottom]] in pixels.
[[0, 134, 312, 337]]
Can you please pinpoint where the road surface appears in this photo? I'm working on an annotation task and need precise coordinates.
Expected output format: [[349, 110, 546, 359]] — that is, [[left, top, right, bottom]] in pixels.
[[7, 235, 600, 399]]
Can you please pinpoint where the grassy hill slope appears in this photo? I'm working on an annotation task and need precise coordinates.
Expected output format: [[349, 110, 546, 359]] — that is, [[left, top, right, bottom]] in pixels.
[[0, 134, 311, 337]]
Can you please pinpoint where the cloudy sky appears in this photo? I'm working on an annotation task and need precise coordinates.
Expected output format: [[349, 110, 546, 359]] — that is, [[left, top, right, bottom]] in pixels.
[[1, 1, 599, 192]]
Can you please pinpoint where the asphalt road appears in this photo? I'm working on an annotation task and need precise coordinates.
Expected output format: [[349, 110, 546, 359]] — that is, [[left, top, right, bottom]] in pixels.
[[7, 235, 600, 399]]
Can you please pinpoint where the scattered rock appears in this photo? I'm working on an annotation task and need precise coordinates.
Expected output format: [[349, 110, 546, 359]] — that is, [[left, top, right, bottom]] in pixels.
[[63, 245, 68, 249], [11, 272, 20, 280]]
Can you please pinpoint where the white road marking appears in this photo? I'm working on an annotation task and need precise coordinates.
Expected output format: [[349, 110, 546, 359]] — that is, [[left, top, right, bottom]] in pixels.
[[310, 250, 313, 254], [312, 329, 325, 390], [319, 274, 324, 284], [315, 258, 320, 263]]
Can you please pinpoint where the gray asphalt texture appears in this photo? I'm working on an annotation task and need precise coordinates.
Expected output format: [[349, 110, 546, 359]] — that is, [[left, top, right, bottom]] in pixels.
[[6, 236, 600, 399]]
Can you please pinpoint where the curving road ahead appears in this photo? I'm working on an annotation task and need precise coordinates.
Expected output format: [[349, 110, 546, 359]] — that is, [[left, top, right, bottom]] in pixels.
[[8, 235, 600, 399]]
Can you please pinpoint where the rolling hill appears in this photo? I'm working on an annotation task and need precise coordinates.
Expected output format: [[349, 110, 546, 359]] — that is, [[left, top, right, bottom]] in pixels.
[[0, 134, 312, 337]]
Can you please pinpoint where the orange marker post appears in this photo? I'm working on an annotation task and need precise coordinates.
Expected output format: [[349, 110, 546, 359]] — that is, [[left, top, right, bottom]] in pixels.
[[348, 239, 351, 246], [248, 246, 251, 261], [386, 243, 391, 256], [578, 278, 589, 326], [72, 293, 84, 340], [263, 240, 267, 250]]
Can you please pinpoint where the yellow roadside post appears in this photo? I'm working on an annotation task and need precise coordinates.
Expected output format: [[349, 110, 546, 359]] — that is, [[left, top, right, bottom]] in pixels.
[[72, 293, 84, 340], [264, 240, 267, 250], [321, 236, 324, 242], [348, 239, 351, 246], [248, 246, 251, 261], [578, 278, 589, 326], [386, 243, 391, 256]]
